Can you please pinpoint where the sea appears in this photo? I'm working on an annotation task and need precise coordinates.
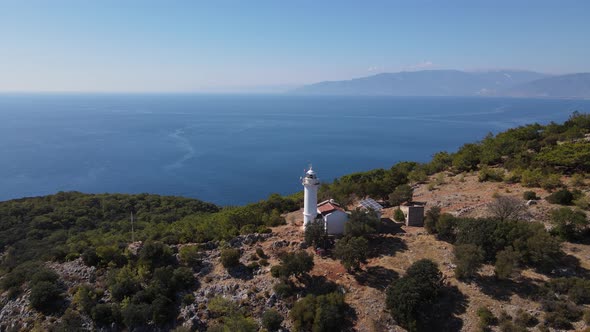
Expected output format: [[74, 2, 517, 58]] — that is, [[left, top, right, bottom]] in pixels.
[[1, 94, 589, 206]]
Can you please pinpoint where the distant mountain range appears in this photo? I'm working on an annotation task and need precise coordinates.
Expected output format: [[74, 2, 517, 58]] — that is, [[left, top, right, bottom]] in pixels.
[[291, 70, 590, 98]]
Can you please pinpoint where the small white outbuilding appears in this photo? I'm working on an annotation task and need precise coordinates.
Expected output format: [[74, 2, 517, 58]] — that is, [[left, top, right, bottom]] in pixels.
[[317, 200, 349, 235]]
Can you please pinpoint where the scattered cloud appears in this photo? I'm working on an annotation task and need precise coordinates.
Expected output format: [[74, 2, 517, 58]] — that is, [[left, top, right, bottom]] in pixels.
[[405, 60, 434, 71], [367, 66, 384, 72]]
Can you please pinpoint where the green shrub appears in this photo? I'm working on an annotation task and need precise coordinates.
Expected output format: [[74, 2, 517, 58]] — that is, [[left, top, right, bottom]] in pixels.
[[305, 219, 327, 247], [255, 247, 266, 258], [477, 306, 496, 330], [436, 214, 457, 242], [521, 169, 543, 187], [546, 189, 574, 205], [344, 209, 381, 237], [478, 166, 504, 182], [544, 311, 573, 330], [503, 171, 521, 184], [72, 284, 98, 314], [178, 245, 201, 267], [270, 251, 314, 280], [494, 247, 519, 279], [570, 173, 586, 187], [220, 248, 241, 269], [261, 309, 284, 331], [138, 241, 174, 271], [208, 296, 239, 318], [122, 302, 151, 329], [514, 309, 538, 327], [29, 281, 63, 314], [540, 173, 562, 190], [394, 208, 405, 222], [92, 303, 121, 327], [81, 247, 99, 267], [182, 293, 195, 306], [54, 308, 85, 331], [290, 292, 346, 332], [522, 191, 538, 200], [424, 206, 441, 234], [389, 184, 414, 205], [385, 259, 442, 331], [247, 262, 259, 270], [549, 207, 588, 241], [333, 236, 368, 271], [172, 267, 196, 290], [453, 244, 484, 279], [273, 281, 294, 299], [574, 194, 590, 210]]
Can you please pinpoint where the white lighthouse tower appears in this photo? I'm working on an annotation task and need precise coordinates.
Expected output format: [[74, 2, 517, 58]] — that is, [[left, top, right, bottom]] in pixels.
[[302, 166, 320, 229]]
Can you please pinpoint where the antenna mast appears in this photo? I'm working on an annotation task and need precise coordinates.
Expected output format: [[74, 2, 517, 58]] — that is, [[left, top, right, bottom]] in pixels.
[[131, 211, 135, 243]]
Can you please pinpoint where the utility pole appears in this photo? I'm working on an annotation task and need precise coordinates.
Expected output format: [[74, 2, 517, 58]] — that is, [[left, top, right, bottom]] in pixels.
[[131, 211, 135, 243]]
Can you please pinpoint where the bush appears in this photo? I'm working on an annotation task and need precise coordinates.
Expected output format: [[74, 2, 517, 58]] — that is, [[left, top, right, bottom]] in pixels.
[[333, 236, 368, 271], [570, 173, 586, 187], [385, 260, 442, 331], [540, 173, 562, 190], [208, 296, 239, 318], [394, 208, 406, 222], [494, 247, 519, 279], [273, 281, 294, 299], [521, 169, 543, 187], [522, 191, 538, 200], [344, 209, 381, 237], [436, 214, 457, 242], [122, 302, 151, 329], [546, 189, 574, 205], [290, 292, 346, 332], [178, 245, 201, 267], [172, 267, 196, 290], [477, 307, 496, 330], [453, 244, 484, 279], [261, 309, 283, 331], [255, 247, 266, 258], [92, 303, 121, 327], [478, 166, 504, 182], [574, 194, 590, 210], [424, 206, 441, 234], [389, 184, 414, 205], [72, 284, 98, 314], [549, 207, 588, 241], [54, 308, 85, 331], [220, 248, 241, 269], [270, 251, 314, 280], [514, 309, 538, 327], [29, 280, 63, 314], [182, 293, 195, 306], [138, 241, 174, 271], [452, 143, 481, 172], [81, 247, 99, 267], [304, 219, 326, 247]]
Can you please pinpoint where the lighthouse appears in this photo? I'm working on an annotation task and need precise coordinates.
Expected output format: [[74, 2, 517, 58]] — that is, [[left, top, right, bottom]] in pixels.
[[302, 166, 320, 229]]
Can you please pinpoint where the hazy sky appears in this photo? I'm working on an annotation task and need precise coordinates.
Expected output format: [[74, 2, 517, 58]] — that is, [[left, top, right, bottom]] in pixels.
[[1, 1, 589, 92]]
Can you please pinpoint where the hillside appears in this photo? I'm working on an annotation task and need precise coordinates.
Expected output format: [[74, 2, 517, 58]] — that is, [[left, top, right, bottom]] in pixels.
[[503, 73, 590, 99], [291, 70, 590, 98], [0, 113, 589, 331]]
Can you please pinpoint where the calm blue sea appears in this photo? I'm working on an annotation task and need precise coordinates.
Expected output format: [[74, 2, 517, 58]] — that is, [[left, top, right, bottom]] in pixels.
[[0, 94, 588, 205]]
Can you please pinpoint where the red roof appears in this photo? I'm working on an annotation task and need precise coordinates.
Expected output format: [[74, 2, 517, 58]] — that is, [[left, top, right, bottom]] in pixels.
[[317, 200, 345, 215]]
